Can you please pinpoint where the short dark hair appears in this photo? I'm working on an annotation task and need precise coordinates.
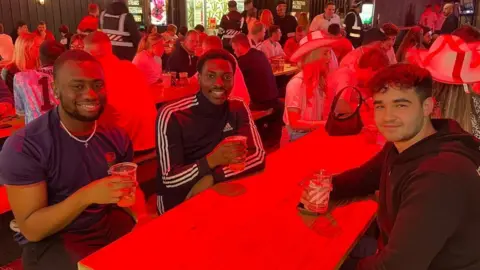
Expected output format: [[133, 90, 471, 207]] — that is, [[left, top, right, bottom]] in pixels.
[[194, 24, 205, 32], [245, 0, 253, 5], [328, 24, 341, 36], [358, 48, 389, 71], [0, 24, 4, 34], [16, 21, 27, 29], [179, 26, 189, 36], [53, 50, 99, 80], [269, 25, 280, 36], [59, 24, 69, 34], [40, 40, 66, 66], [231, 33, 251, 48], [369, 63, 433, 102], [228, 1, 237, 8], [382, 23, 399, 37], [326, 1, 335, 7], [38, 21, 46, 26], [197, 49, 237, 74], [452, 25, 480, 43]]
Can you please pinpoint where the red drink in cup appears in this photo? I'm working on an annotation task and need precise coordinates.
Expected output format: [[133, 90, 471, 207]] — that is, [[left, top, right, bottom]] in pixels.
[[108, 162, 138, 207], [224, 136, 248, 172]]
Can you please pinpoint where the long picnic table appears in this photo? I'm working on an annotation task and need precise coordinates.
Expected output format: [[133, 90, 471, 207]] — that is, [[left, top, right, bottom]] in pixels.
[[79, 129, 380, 270]]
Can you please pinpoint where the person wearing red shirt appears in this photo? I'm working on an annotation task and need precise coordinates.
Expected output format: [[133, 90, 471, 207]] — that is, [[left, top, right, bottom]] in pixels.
[[283, 25, 306, 62], [35, 21, 55, 41], [78, 3, 100, 34], [327, 23, 353, 63]]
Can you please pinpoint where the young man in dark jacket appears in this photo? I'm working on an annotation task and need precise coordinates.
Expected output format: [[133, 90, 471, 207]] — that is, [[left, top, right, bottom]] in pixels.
[[332, 63, 480, 269], [218, 1, 244, 54], [156, 49, 266, 213], [100, 0, 141, 61]]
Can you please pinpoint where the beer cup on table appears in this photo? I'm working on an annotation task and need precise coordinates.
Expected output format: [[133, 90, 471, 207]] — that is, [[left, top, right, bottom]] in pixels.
[[300, 170, 333, 214], [162, 73, 172, 87], [108, 162, 138, 207], [224, 135, 248, 172]]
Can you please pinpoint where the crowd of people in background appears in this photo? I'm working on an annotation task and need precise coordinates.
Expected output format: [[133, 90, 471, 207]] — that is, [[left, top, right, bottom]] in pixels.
[[1, 0, 480, 269]]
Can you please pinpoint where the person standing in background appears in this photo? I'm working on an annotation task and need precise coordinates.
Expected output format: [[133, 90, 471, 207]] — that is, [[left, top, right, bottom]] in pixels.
[[218, 1, 244, 54], [419, 4, 437, 32], [309, 2, 341, 32], [297, 12, 309, 29], [274, 0, 298, 46], [440, 3, 459, 34], [100, 0, 141, 61], [59, 25, 74, 50], [327, 24, 353, 63], [259, 9, 274, 39], [343, 0, 363, 48], [78, 3, 100, 34], [0, 24, 14, 64], [35, 21, 55, 41], [10, 21, 29, 44], [283, 25, 307, 62], [241, 0, 255, 34]]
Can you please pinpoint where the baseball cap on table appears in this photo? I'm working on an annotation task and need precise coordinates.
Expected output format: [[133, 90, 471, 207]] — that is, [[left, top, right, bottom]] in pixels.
[[290, 31, 338, 62], [409, 35, 480, 85]]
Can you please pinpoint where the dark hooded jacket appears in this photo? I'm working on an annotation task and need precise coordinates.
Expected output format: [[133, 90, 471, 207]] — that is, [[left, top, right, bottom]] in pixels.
[[101, 2, 141, 61], [332, 119, 480, 270]]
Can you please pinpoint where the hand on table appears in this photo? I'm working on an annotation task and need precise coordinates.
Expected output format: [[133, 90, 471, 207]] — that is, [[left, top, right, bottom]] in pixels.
[[207, 139, 247, 168], [186, 175, 214, 200], [81, 176, 135, 205]]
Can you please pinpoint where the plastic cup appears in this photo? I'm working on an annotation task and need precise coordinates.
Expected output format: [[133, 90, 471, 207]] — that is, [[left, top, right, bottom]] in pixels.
[[279, 58, 285, 72], [224, 136, 248, 172], [108, 162, 138, 207], [300, 170, 333, 214], [162, 73, 172, 87]]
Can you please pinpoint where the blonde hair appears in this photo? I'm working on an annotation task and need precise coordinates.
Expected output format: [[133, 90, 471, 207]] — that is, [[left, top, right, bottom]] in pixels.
[[137, 33, 164, 52], [250, 21, 265, 35], [259, 9, 274, 28], [12, 33, 39, 71], [432, 81, 474, 133], [297, 12, 309, 29], [299, 48, 330, 102]]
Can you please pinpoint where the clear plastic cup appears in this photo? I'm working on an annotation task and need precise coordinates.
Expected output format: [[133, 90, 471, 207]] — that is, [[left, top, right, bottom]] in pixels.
[[108, 162, 138, 207], [300, 170, 333, 214], [162, 73, 172, 87], [178, 72, 189, 87], [279, 58, 285, 72], [224, 136, 248, 172]]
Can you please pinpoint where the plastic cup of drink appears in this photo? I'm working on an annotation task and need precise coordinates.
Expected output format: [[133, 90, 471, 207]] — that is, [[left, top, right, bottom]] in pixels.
[[300, 170, 333, 214], [279, 58, 285, 72], [224, 136, 248, 172], [162, 73, 172, 87], [108, 162, 138, 207]]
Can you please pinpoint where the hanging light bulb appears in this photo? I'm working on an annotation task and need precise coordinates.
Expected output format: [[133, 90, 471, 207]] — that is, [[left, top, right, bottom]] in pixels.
[[37, 0, 45, 5]]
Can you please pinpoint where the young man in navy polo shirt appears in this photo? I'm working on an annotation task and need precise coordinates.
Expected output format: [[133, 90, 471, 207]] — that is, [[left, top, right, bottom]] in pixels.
[[0, 50, 136, 270], [156, 49, 266, 213]]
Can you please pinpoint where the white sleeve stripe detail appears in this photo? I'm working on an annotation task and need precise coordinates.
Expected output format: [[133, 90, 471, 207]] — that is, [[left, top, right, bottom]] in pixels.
[[222, 98, 265, 177], [163, 166, 199, 185], [157, 195, 165, 215], [157, 96, 200, 185], [163, 164, 198, 180]]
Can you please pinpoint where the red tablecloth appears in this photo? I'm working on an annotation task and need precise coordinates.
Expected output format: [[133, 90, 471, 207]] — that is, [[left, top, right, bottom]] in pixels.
[[0, 186, 10, 215], [79, 129, 380, 270]]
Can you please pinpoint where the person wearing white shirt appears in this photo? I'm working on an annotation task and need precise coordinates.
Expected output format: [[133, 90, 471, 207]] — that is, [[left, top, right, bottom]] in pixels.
[[0, 24, 14, 64], [133, 33, 164, 85], [248, 21, 266, 49], [309, 2, 342, 32], [259, 25, 286, 59]]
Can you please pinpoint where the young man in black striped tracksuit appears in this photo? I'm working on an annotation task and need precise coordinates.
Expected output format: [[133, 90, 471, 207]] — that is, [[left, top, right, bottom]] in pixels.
[[156, 49, 266, 213]]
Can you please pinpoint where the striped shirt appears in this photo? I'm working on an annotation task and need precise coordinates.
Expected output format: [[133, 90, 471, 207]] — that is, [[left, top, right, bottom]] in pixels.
[[156, 92, 265, 213], [13, 66, 58, 124]]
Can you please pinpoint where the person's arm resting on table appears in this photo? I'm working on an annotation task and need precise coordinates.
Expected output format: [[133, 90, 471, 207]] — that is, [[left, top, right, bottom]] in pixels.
[[0, 135, 133, 242], [330, 145, 387, 200], [357, 168, 468, 269], [210, 101, 266, 183]]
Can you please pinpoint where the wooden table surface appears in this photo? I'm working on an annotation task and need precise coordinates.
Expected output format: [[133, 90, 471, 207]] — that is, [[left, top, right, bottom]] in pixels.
[[79, 129, 380, 270], [274, 64, 300, 77], [0, 115, 25, 140]]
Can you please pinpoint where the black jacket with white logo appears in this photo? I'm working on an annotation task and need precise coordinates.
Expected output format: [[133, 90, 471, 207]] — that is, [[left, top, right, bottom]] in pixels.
[[156, 92, 266, 211]]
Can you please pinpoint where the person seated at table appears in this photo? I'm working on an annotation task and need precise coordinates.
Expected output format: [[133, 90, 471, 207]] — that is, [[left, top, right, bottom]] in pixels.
[[133, 33, 165, 85], [192, 35, 250, 104], [0, 78, 14, 117], [283, 31, 337, 141], [0, 50, 141, 270], [259, 25, 286, 59], [162, 24, 178, 47], [283, 25, 307, 62], [326, 47, 389, 127], [248, 21, 266, 49], [2, 33, 42, 93], [331, 63, 480, 269], [84, 31, 157, 153], [156, 49, 266, 213], [14, 40, 66, 124], [232, 33, 283, 150], [167, 30, 199, 78], [327, 23, 353, 63]]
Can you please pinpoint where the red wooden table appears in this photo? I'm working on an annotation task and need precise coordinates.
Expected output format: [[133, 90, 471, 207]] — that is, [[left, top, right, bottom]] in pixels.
[[0, 186, 10, 215], [0, 115, 25, 140], [79, 129, 379, 270]]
